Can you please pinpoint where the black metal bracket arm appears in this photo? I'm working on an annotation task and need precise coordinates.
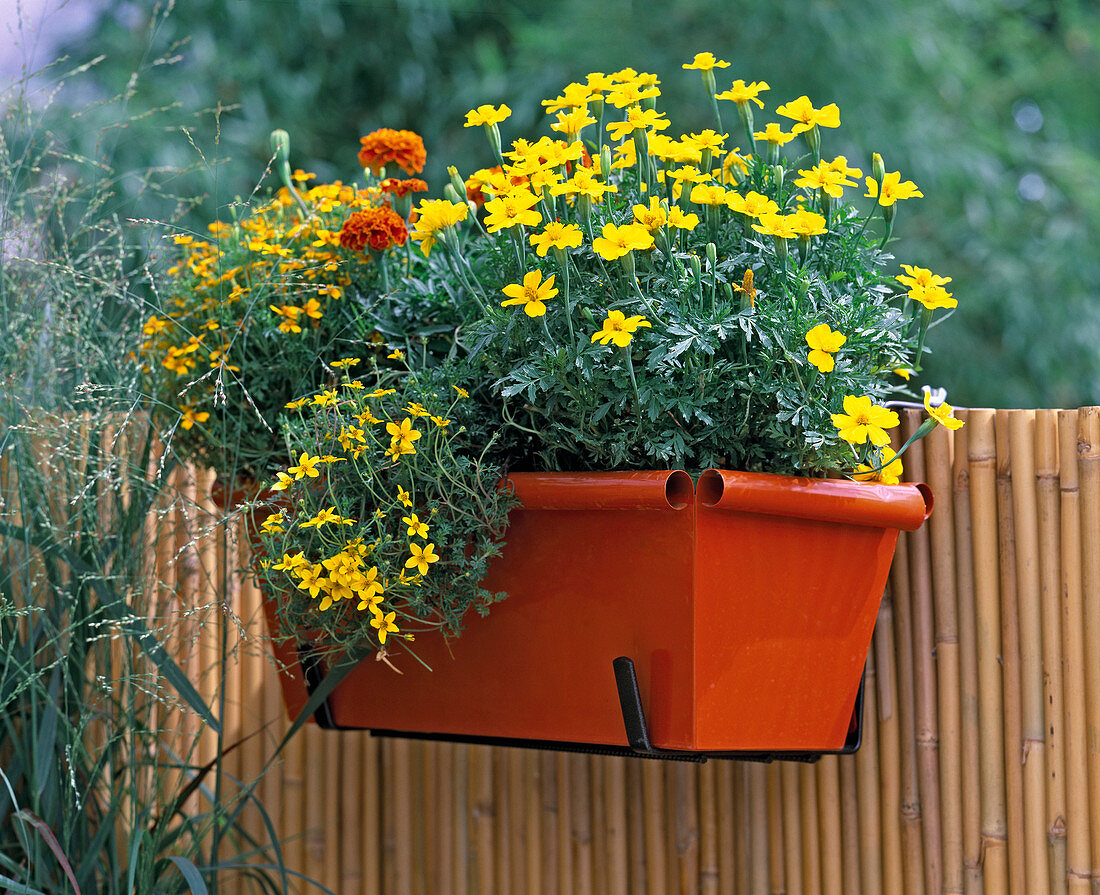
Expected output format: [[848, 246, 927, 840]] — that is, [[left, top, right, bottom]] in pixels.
[[612, 656, 865, 764]]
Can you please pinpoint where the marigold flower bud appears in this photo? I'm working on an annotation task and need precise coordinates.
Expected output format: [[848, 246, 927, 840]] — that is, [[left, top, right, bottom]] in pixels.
[[706, 242, 717, 267], [872, 152, 886, 185], [599, 145, 612, 183], [447, 166, 467, 201]]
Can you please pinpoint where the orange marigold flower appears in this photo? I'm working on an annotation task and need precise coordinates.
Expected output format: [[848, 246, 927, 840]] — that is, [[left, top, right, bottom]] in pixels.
[[379, 177, 429, 198], [357, 128, 426, 175], [339, 207, 409, 253]]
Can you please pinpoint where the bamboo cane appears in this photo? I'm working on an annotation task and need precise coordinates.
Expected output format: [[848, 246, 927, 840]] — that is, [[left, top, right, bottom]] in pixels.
[[735, 766, 750, 895], [887, 487, 926, 895], [627, 759, 647, 894], [994, 409, 1026, 895], [539, 751, 559, 895], [591, 756, 607, 895], [716, 759, 736, 895], [766, 763, 785, 895], [507, 749, 525, 895], [452, 743, 470, 895], [569, 753, 594, 895], [746, 763, 767, 895], [356, 732, 378, 895], [876, 598, 904, 895], [782, 761, 805, 895], [969, 409, 1010, 893], [489, 748, 508, 895], [1058, 410, 1091, 894], [1007, 410, 1052, 894], [604, 757, 628, 895], [414, 741, 432, 895], [1035, 409, 1068, 895], [667, 764, 681, 895], [1076, 407, 1100, 893], [470, 744, 494, 895], [643, 758, 667, 895], [816, 756, 843, 895], [698, 762, 719, 895], [525, 751, 544, 895], [856, 644, 883, 895], [949, 414, 984, 895], [672, 762, 700, 895], [839, 756, 861, 895], [926, 422, 966, 894], [337, 732, 364, 895], [902, 410, 944, 895], [558, 752, 575, 895], [432, 743, 454, 895], [320, 722, 343, 892], [800, 761, 822, 895]]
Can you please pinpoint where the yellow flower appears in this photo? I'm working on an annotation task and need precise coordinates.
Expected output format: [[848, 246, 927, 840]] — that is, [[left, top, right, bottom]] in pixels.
[[331, 357, 360, 370], [632, 197, 667, 231], [259, 511, 284, 534], [690, 183, 729, 207], [666, 206, 700, 231], [301, 506, 355, 529], [386, 417, 422, 454], [831, 395, 900, 447], [355, 567, 384, 611], [452, 385, 469, 399], [387, 349, 404, 361], [284, 397, 310, 410], [591, 310, 652, 347], [682, 52, 730, 72], [312, 389, 339, 407], [805, 323, 846, 372], [605, 107, 670, 142], [775, 95, 841, 134], [591, 222, 654, 261], [924, 391, 965, 430], [501, 270, 558, 318], [483, 190, 542, 233], [787, 208, 828, 237], [179, 407, 210, 430], [753, 123, 795, 145], [542, 82, 594, 112], [909, 284, 957, 310], [402, 513, 430, 539], [726, 190, 779, 218], [287, 452, 321, 480], [269, 472, 295, 492], [751, 213, 798, 240], [397, 486, 413, 508], [464, 104, 511, 127], [865, 171, 923, 207], [853, 446, 904, 485], [294, 564, 328, 601], [370, 609, 400, 645], [550, 107, 596, 138], [896, 265, 952, 291], [715, 79, 770, 108], [405, 542, 440, 576], [272, 551, 307, 571], [529, 221, 583, 257]]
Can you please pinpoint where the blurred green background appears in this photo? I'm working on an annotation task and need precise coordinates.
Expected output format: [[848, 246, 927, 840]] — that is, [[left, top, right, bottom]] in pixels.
[[12, 0, 1100, 408]]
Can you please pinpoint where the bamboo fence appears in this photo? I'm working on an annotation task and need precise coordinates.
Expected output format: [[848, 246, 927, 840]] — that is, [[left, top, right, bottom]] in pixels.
[[161, 407, 1100, 895]]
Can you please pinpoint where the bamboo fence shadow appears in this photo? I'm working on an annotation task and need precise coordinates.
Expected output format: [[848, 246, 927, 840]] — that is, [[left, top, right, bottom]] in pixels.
[[178, 406, 1100, 895]]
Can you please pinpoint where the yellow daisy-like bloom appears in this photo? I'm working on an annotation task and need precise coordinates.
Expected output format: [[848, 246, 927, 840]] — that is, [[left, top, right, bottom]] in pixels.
[[270, 471, 295, 492], [501, 270, 559, 318], [272, 551, 307, 572], [386, 418, 422, 453], [853, 446, 904, 485], [715, 79, 770, 108], [682, 52, 730, 72], [542, 82, 594, 113], [805, 323, 846, 372], [690, 183, 729, 207], [259, 511, 284, 534], [294, 563, 328, 601], [287, 452, 321, 480], [753, 122, 796, 145], [896, 264, 952, 291], [405, 542, 440, 576], [550, 166, 618, 202], [606, 107, 670, 142], [483, 190, 542, 233], [632, 197, 667, 231], [592, 222, 655, 261], [464, 104, 511, 127], [666, 206, 701, 231], [924, 391, 965, 430], [397, 486, 413, 508], [591, 310, 652, 347], [550, 107, 596, 139], [529, 221, 583, 257], [683, 129, 727, 155], [751, 213, 799, 240], [831, 395, 900, 447], [605, 81, 661, 109], [909, 284, 957, 310], [409, 198, 468, 256], [865, 171, 923, 206], [776, 95, 841, 134], [403, 513, 430, 539], [355, 567, 384, 611], [787, 208, 828, 238], [726, 190, 780, 218], [370, 609, 400, 645]]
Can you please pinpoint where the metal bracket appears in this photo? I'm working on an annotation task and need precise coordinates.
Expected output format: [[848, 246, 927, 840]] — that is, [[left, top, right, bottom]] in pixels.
[[612, 656, 865, 763]]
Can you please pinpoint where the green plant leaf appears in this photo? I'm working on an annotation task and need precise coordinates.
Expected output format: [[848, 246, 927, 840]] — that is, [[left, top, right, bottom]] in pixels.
[[167, 857, 209, 895]]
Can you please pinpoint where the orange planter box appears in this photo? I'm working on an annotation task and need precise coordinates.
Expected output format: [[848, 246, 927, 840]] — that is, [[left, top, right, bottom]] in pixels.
[[259, 469, 931, 757]]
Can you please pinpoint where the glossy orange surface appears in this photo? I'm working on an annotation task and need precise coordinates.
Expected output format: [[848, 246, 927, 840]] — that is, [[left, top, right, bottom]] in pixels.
[[258, 470, 932, 752]]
